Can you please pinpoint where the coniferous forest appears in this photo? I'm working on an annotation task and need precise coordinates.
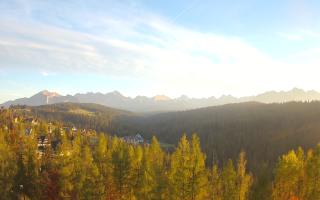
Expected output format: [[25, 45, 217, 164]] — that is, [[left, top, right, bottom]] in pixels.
[[1, 106, 320, 200]]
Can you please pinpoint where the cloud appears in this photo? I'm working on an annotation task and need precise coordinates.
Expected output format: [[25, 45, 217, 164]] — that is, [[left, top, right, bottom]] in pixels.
[[41, 71, 49, 76], [40, 71, 56, 77], [277, 32, 304, 41], [0, 3, 269, 78], [0, 0, 320, 97]]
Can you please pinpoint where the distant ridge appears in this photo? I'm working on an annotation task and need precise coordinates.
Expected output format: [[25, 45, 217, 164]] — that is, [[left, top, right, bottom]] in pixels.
[[2, 88, 320, 112]]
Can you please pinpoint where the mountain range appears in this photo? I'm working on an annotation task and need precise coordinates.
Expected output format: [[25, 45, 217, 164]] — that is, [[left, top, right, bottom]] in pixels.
[[2, 88, 320, 112]]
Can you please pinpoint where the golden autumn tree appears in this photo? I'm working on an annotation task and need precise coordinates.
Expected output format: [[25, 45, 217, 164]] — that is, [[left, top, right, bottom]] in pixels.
[[272, 149, 304, 200], [169, 134, 207, 200]]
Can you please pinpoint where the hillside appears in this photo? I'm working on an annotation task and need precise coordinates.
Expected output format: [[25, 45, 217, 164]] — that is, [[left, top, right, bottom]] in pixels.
[[6, 101, 320, 199], [112, 101, 320, 172], [10, 101, 320, 173], [14, 102, 133, 132], [3, 107, 315, 200]]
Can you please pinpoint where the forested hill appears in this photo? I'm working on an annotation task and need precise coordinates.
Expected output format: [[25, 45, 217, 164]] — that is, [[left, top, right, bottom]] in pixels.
[[12, 103, 134, 132], [112, 101, 320, 171], [11, 101, 320, 174], [2, 103, 320, 199]]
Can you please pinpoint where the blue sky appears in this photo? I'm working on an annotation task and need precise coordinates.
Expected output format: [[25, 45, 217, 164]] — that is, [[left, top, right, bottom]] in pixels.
[[1, 0, 320, 103]]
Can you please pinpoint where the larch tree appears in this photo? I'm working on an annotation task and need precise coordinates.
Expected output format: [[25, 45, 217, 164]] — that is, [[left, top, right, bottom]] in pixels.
[[169, 134, 191, 200], [189, 134, 208, 200], [236, 151, 252, 200], [0, 130, 17, 199], [208, 165, 222, 200], [304, 145, 320, 200], [13, 152, 27, 200], [58, 134, 82, 199], [93, 134, 113, 199], [148, 136, 167, 200], [169, 134, 207, 200], [272, 150, 304, 200], [80, 145, 100, 200], [24, 136, 41, 199], [111, 138, 133, 199], [221, 159, 237, 200]]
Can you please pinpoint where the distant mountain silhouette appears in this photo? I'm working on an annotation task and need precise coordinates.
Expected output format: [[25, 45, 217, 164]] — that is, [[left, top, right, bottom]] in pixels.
[[1, 90, 62, 106], [2, 88, 320, 112]]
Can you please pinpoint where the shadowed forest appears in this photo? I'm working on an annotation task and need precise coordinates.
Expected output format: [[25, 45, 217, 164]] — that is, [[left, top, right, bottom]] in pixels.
[[20, 102, 320, 174]]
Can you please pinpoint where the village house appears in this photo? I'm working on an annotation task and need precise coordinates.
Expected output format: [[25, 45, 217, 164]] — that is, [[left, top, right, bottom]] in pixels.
[[48, 122, 53, 134], [25, 128, 32, 136], [23, 117, 39, 125], [37, 135, 51, 155], [122, 134, 145, 145], [72, 126, 77, 132], [14, 117, 19, 123]]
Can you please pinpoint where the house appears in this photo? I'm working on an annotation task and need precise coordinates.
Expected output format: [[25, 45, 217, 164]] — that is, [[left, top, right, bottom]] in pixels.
[[51, 139, 61, 152], [48, 122, 53, 134], [14, 117, 19, 123], [25, 128, 32, 136], [122, 134, 145, 145], [37, 135, 51, 155], [72, 127, 77, 132], [23, 117, 39, 125]]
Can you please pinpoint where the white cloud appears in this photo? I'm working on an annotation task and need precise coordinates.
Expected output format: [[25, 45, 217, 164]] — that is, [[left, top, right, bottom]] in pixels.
[[0, 1, 320, 97], [277, 32, 304, 41], [40, 71, 57, 77], [41, 71, 49, 76]]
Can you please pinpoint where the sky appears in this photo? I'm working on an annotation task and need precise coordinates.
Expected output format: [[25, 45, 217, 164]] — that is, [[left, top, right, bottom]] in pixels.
[[1, 0, 320, 103]]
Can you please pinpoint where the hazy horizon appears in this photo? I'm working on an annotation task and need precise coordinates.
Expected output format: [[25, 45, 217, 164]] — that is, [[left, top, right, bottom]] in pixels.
[[3, 87, 309, 104], [1, 87, 319, 102], [1, 0, 320, 103]]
